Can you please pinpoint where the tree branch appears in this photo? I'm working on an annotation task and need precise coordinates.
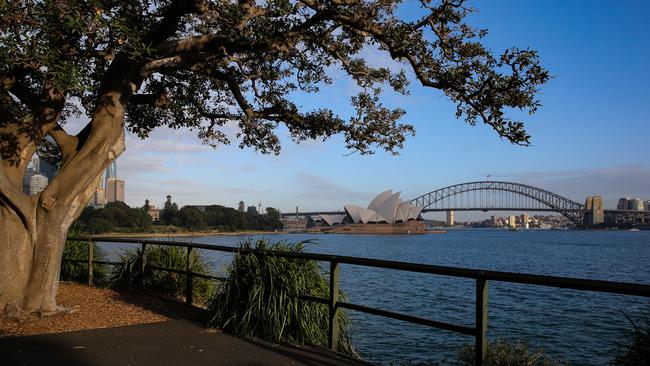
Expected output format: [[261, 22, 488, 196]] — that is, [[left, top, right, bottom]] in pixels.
[[47, 123, 78, 165]]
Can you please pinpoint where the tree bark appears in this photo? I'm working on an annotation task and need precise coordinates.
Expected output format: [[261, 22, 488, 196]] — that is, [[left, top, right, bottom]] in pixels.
[[0, 91, 126, 315]]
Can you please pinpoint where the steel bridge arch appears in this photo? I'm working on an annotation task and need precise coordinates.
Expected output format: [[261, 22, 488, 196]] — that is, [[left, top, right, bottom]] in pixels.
[[410, 181, 585, 225]]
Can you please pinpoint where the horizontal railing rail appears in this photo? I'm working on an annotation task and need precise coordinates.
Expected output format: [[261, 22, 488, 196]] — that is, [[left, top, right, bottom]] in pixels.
[[63, 236, 650, 366]]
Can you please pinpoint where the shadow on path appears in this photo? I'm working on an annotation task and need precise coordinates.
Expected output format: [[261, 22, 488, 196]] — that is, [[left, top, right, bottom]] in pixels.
[[0, 319, 368, 366]]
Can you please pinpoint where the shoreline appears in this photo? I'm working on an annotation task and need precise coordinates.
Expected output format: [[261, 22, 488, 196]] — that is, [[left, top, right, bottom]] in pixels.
[[90, 230, 285, 238]]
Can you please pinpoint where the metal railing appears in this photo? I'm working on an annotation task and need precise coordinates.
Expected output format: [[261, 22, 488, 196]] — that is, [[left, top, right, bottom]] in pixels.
[[64, 236, 650, 366]]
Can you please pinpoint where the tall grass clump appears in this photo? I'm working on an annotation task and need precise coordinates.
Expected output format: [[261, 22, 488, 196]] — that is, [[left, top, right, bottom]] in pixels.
[[110, 244, 215, 305], [456, 338, 567, 366], [611, 310, 650, 366], [60, 231, 108, 285], [207, 239, 355, 356]]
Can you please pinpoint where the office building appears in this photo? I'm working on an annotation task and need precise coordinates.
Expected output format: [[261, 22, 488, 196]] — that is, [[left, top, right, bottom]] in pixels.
[[29, 174, 48, 195], [106, 177, 125, 203]]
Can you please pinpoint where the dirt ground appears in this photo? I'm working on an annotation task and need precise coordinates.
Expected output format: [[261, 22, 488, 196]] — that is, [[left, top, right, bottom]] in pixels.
[[0, 282, 204, 338]]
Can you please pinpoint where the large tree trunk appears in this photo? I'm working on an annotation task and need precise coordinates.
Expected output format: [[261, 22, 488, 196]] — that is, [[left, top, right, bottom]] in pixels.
[[0, 91, 126, 316]]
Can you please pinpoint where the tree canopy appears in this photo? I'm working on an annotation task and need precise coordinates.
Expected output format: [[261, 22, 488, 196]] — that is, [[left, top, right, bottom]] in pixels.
[[1, 0, 549, 166]]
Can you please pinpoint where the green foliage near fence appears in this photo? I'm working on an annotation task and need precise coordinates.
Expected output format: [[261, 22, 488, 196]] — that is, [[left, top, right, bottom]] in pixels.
[[207, 239, 355, 356], [109, 245, 215, 305], [60, 233, 109, 286], [611, 310, 650, 366], [456, 338, 567, 366]]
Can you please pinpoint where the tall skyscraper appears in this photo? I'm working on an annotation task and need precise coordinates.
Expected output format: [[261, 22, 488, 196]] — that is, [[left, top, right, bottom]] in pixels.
[[29, 174, 48, 195], [106, 177, 125, 203]]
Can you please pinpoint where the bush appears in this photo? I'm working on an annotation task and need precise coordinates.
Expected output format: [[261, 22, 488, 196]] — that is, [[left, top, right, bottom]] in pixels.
[[611, 310, 650, 366], [207, 239, 355, 356], [110, 244, 215, 305], [456, 338, 566, 366], [60, 233, 108, 285]]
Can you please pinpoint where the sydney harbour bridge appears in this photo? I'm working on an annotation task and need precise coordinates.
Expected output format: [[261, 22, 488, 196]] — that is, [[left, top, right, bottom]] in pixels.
[[283, 181, 649, 226]]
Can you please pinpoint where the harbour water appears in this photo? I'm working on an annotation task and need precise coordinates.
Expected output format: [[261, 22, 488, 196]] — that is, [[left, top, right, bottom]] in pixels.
[[103, 229, 650, 365]]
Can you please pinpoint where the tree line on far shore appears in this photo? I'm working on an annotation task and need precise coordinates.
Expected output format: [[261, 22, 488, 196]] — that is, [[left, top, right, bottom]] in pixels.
[[73, 197, 282, 234]]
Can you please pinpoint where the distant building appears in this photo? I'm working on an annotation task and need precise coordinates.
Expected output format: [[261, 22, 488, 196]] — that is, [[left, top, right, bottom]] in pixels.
[[29, 174, 48, 195], [645, 201, 650, 211], [90, 187, 106, 208], [508, 215, 516, 228], [39, 158, 57, 181], [521, 213, 530, 229], [146, 205, 160, 222], [105, 177, 125, 203], [247, 205, 258, 215], [23, 168, 37, 194], [446, 211, 455, 226], [22, 156, 58, 194], [628, 198, 644, 211]]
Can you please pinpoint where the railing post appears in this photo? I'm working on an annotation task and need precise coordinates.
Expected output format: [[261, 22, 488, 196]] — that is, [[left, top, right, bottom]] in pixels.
[[140, 242, 147, 286], [328, 260, 340, 352], [475, 275, 488, 366], [185, 245, 193, 305], [87, 240, 94, 285]]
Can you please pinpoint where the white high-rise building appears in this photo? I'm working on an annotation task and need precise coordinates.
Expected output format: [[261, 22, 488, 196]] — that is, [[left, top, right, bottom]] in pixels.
[[29, 174, 48, 195], [106, 177, 125, 203]]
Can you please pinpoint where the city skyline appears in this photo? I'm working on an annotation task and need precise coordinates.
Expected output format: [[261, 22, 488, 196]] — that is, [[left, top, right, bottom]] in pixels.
[[60, 1, 649, 219]]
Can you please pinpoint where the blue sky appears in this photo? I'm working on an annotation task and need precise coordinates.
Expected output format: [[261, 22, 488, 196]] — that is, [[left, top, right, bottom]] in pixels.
[[79, 1, 649, 219]]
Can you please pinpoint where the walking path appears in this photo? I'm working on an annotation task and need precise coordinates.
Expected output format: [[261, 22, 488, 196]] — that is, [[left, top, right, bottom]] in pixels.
[[0, 319, 367, 366]]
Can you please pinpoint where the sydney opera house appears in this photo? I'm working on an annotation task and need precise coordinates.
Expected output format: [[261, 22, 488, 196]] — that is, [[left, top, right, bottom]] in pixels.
[[320, 190, 426, 234]]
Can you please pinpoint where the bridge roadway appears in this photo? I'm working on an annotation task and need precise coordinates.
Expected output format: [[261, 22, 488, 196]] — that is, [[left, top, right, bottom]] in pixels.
[[281, 208, 616, 217]]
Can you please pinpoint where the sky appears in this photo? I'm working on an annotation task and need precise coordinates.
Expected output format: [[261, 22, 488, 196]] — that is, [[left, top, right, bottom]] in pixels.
[[65, 0, 650, 220]]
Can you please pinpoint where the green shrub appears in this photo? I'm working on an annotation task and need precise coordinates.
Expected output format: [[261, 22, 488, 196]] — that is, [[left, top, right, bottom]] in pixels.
[[110, 244, 215, 305], [60, 233, 108, 285], [207, 239, 355, 356], [456, 338, 567, 366], [611, 311, 650, 366]]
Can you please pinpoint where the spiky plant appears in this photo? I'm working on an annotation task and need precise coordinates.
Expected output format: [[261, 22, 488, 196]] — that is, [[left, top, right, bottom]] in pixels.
[[456, 338, 567, 366], [110, 244, 215, 305], [611, 310, 650, 366], [208, 239, 355, 356], [60, 231, 108, 285]]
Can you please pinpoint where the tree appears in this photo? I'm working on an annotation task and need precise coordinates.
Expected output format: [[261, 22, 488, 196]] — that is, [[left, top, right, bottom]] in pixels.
[[160, 195, 180, 226], [143, 198, 151, 211], [266, 207, 280, 221], [0, 1, 548, 315]]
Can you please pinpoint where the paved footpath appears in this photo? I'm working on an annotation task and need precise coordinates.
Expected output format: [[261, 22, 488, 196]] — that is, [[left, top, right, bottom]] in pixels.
[[0, 319, 368, 366]]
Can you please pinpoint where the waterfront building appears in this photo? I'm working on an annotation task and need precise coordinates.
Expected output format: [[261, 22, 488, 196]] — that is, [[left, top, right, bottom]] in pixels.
[[29, 174, 48, 195], [617, 197, 630, 210], [645, 201, 650, 211], [105, 177, 125, 203], [342, 190, 423, 224], [521, 213, 530, 229], [319, 190, 426, 234], [508, 215, 516, 228]]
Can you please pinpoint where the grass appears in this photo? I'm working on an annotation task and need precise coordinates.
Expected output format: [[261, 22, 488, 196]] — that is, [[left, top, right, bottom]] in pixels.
[[611, 310, 650, 366], [207, 239, 355, 356], [60, 232, 109, 286], [456, 338, 567, 366], [109, 244, 216, 305]]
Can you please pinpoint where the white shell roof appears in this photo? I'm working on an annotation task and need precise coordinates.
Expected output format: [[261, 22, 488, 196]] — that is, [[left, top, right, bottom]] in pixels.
[[367, 190, 393, 212], [342, 190, 422, 224]]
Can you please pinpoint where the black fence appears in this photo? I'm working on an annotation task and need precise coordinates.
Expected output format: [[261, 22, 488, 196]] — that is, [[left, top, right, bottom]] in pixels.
[[64, 236, 650, 366]]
